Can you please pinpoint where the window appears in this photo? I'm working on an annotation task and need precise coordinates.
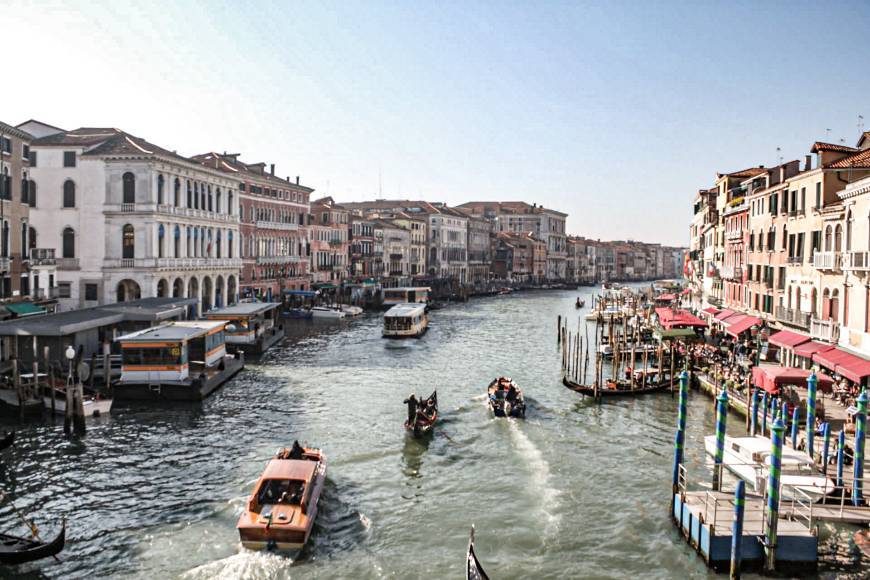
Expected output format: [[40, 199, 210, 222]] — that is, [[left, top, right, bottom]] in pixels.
[[157, 174, 165, 205], [58, 282, 71, 298], [122, 224, 135, 259], [63, 151, 76, 167], [63, 180, 76, 208], [28, 150, 37, 166], [62, 227, 75, 258], [28, 180, 36, 207], [158, 224, 165, 258], [84, 283, 98, 301], [122, 172, 136, 204], [815, 182, 821, 209], [22, 144, 29, 160], [20, 175, 28, 204]]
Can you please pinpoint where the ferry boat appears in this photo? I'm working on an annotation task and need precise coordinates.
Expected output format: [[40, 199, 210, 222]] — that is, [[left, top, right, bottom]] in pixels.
[[310, 306, 346, 319], [382, 287, 430, 308], [703, 434, 834, 501], [237, 442, 327, 552], [383, 303, 428, 338], [203, 302, 283, 355], [487, 377, 526, 418], [114, 320, 244, 401]]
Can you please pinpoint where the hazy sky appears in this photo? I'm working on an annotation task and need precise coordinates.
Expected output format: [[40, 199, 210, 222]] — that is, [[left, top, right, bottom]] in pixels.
[[4, 1, 870, 245]]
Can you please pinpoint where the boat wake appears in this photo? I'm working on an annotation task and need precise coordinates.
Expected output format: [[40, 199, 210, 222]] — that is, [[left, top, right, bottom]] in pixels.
[[180, 549, 294, 580], [507, 420, 562, 537]]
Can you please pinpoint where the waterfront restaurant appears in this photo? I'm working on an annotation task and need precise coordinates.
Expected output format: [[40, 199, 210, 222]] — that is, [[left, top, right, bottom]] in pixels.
[[115, 320, 244, 401], [202, 302, 283, 355]]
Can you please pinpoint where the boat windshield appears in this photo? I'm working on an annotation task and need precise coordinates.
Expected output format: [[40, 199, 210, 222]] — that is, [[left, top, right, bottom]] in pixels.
[[257, 479, 306, 505]]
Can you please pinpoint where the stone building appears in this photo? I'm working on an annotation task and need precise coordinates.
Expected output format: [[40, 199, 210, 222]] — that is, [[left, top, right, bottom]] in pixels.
[[309, 197, 349, 285]]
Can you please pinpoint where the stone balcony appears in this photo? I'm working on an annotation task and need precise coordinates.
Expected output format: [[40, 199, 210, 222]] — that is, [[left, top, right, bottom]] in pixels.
[[842, 251, 870, 272], [0, 257, 9, 272], [810, 316, 838, 342], [29, 248, 56, 267], [775, 306, 811, 329], [103, 257, 242, 270], [104, 203, 239, 224], [255, 220, 299, 231], [813, 251, 840, 272], [255, 255, 307, 265]]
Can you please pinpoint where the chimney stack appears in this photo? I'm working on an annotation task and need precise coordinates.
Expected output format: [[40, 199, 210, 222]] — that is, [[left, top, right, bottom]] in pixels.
[[296, 176, 300, 185], [804, 155, 812, 171], [270, 163, 275, 176]]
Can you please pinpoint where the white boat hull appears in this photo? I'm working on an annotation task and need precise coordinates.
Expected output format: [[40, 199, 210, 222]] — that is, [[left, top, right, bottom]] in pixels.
[[311, 308, 346, 319], [43, 396, 113, 417]]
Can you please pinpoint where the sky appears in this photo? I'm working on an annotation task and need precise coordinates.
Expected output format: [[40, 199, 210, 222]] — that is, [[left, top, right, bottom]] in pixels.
[[3, 0, 870, 246]]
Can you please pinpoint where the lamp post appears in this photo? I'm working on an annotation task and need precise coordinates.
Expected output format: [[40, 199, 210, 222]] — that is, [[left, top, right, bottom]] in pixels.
[[63, 345, 75, 435]]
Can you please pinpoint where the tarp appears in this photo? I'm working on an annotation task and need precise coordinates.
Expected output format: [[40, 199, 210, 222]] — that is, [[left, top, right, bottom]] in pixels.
[[752, 366, 834, 395], [5, 302, 46, 317], [814, 347, 870, 383], [793, 340, 835, 359], [713, 309, 736, 321], [768, 330, 811, 349], [654, 307, 708, 329], [725, 315, 761, 338]]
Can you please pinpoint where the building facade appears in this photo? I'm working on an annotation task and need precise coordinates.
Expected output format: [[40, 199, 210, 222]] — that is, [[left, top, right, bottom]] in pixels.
[[309, 197, 349, 285]]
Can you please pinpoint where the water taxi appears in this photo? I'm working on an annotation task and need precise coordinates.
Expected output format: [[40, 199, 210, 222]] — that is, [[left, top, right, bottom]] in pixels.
[[203, 302, 283, 355], [382, 286, 430, 308], [237, 442, 327, 552], [114, 320, 244, 401], [383, 303, 428, 338], [310, 306, 346, 319], [703, 434, 834, 501]]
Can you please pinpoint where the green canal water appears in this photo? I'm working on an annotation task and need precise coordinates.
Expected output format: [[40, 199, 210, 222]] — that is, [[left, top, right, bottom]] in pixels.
[[0, 288, 867, 579]]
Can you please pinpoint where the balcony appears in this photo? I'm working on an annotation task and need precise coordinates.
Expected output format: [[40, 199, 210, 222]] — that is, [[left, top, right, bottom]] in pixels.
[[29, 248, 56, 266], [255, 220, 299, 231], [843, 251, 870, 272], [256, 255, 303, 265], [787, 255, 804, 265], [775, 306, 811, 329], [725, 229, 744, 241], [810, 317, 838, 342], [32, 287, 60, 300], [154, 204, 240, 223], [104, 257, 243, 270], [0, 257, 9, 272], [328, 239, 344, 246], [813, 251, 840, 271], [57, 258, 79, 270]]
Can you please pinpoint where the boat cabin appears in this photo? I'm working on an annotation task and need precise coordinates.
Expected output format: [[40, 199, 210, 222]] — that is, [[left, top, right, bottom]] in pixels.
[[382, 287, 430, 307], [383, 303, 428, 338], [203, 302, 282, 354]]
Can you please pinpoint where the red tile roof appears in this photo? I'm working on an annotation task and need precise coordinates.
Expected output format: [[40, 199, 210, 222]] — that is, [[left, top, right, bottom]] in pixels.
[[826, 148, 870, 169], [811, 141, 859, 153]]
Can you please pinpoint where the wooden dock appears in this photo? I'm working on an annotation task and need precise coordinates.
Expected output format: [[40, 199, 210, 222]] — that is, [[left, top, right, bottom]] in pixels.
[[674, 490, 817, 573]]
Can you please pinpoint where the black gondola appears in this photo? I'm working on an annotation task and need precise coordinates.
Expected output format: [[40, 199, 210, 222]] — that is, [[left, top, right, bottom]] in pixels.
[[486, 377, 525, 419], [562, 374, 670, 397], [466, 526, 489, 580], [404, 391, 438, 436], [0, 431, 14, 452], [0, 519, 65, 565]]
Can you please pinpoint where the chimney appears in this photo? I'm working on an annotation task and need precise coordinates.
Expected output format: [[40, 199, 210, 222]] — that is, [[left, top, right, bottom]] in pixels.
[[804, 155, 812, 171], [296, 176, 300, 185], [270, 163, 275, 176]]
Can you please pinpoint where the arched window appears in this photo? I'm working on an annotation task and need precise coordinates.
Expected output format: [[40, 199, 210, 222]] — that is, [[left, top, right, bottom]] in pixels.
[[174, 178, 181, 207], [62, 227, 75, 258], [846, 210, 853, 251], [215, 189, 222, 213], [187, 180, 193, 208], [157, 174, 165, 205], [63, 180, 76, 208], [28, 180, 36, 207], [200, 183, 206, 210], [158, 224, 165, 258], [122, 172, 136, 204], [193, 183, 199, 209], [834, 224, 843, 252], [228, 230, 234, 258], [824, 225, 832, 252], [207, 185, 213, 212], [216, 230, 222, 258], [28, 226, 36, 251], [122, 224, 135, 259], [831, 289, 840, 323], [174, 225, 181, 258], [228, 192, 234, 215]]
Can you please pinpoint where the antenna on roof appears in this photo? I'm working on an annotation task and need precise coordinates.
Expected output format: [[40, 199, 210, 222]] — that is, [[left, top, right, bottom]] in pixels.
[[859, 114, 865, 133], [378, 167, 382, 197], [826, 128, 831, 140], [776, 146, 782, 166]]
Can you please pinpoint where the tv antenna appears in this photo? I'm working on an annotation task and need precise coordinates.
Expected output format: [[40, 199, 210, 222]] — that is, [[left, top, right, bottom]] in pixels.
[[776, 146, 782, 166], [859, 114, 865, 133]]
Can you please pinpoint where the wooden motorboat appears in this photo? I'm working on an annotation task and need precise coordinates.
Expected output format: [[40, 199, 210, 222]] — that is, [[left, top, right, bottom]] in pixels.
[[562, 375, 669, 397], [466, 525, 490, 580], [237, 442, 327, 552], [487, 377, 526, 418], [0, 431, 14, 452], [0, 520, 65, 565], [404, 391, 438, 436], [43, 389, 112, 417]]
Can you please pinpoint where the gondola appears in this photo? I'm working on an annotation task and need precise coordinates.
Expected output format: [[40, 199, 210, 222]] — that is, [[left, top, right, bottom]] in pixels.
[[562, 375, 670, 397], [466, 526, 490, 580], [0, 519, 65, 565], [575, 298, 585, 309], [486, 377, 526, 419], [404, 391, 438, 436], [0, 431, 14, 452]]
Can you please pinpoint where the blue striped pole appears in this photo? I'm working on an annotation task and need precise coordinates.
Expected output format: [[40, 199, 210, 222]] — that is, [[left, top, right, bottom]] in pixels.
[[853, 391, 867, 506], [806, 372, 818, 457], [837, 430, 845, 489], [764, 419, 785, 572], [714, 390, 729, 491], [761, 392, 769, 436], [750, 388, 759, 437], [780, 401, 789, 433], [821, 423, 831, 476], [791, 407, 800, 450], [731, 480, 746, 579], [672, 370, 689, 493], [771, 398, 779, 432]]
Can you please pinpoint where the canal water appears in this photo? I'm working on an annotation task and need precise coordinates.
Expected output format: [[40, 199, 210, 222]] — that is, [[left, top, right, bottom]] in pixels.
[[0, 288, 867, 579]]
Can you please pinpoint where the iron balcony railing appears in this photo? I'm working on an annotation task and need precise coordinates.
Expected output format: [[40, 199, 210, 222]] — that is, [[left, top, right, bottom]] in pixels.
[[29, 248, 56, 266], [775, 306, 811, 329]]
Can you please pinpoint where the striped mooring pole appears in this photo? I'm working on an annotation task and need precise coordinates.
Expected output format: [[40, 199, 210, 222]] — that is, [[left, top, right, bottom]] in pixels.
[[771, 399, 779, 432], [761, 392, 769, 436], [821, 423, 831, 476], [853, 391, 868, 506], [713, 390, 729, 491], [837, 430, 845, 489], [806, 372, 818, 457], [672, 370, 689, 495], [750, 388, 759, 436], [764, 419, 785, 572], [791, 406, 800, 450], [730, 480, 746, 580], [780, 401, 788, 428]]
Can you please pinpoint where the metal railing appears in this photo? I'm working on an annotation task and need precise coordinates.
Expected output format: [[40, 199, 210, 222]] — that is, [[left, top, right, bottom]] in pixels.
[[29, 248, 56, 266], [255, 220, 299, 231], [776, 306, 811, 329]]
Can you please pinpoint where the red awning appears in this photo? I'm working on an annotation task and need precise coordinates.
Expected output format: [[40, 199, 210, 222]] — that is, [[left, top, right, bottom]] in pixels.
[[654, 307, 708, 329], [829, 349, 870, 383], [680, 288, 690, 295], [752, 366, 834, 395], [768, 330, 811, 349], [713, 309, 735, 321], [701, 307, 719, 315], [656, 293, 676, 302], [725, 315, 761, 338], [813, 347, 854, 371], [793, 341, 835, 359]]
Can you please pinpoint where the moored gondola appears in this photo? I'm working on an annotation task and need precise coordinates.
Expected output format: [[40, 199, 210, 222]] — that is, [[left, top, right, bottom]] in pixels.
[[0, 519, 65, 565], [404, 391, 438, 436], [562, 374, 670, 397], [466, 525, 490, 580], [486, 377, 525, 418], [0, 431, 14, 452]]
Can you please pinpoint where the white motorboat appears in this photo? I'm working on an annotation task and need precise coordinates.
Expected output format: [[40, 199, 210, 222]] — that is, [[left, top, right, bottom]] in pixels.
[[43, 391, 113, 417], [585, 307, 623, 321], [703, 434, 834, 501], [340, 305, 364, 317], [310, 306, 346, 319]]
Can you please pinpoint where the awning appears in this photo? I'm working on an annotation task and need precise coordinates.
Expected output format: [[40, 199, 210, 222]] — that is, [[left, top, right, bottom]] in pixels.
[[5, 303, 46, 317], [312, 283, 337, 290], [713, 309, 736, 321], [752, 366, 834, 395], [654, 327, 700, 340], [793, 341, 835, 359], [815, 347, 870, 383], [656, 293, 676, 301], [768, 330, 811, 349], [701, 307, 719, 315], [813, 347, 854, 372], [654, 307, 708, 330], [283, 290, 318, 297], [725, 315, 761, 338]]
